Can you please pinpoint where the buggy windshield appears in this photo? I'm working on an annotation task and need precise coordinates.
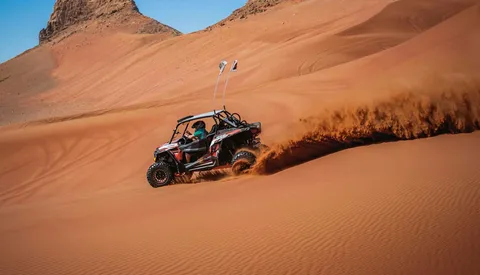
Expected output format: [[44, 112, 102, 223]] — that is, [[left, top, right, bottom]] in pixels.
[[171, 122, 190, 142]]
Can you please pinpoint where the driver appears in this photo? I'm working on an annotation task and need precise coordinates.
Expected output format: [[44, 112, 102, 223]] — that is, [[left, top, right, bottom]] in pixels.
[[186, 120, 208, 140], [184, 120, 208, 163]]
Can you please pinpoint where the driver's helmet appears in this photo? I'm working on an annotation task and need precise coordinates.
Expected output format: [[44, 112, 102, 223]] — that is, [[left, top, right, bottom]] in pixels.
[[192, 120, 206, 130]]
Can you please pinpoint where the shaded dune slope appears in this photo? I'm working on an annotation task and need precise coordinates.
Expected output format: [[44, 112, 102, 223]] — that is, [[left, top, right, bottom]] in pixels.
[[340, 0, 476, 35], [296, 0, 478, 75]]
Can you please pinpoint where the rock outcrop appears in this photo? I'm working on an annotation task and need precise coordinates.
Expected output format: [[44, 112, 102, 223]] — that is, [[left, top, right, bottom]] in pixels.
[[207, 0, 300, 30], [39, 0, 181, 44]]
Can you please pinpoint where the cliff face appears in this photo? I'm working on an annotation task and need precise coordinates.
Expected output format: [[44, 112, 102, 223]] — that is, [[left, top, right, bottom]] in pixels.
[[39, 0, 181, 43]]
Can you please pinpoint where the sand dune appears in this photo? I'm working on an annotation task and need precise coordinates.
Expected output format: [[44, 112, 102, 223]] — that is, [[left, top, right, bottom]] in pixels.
[[1, 133, 479, 274], [5, 0, 477, 125], [1, 0, 480, 274]]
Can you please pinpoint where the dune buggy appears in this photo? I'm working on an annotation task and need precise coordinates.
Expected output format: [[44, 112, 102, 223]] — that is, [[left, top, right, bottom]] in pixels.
[[146, 109, 267, 187]]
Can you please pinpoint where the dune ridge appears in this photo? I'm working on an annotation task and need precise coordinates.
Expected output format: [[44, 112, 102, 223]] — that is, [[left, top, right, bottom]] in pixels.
[[253, 75, 480, 174]]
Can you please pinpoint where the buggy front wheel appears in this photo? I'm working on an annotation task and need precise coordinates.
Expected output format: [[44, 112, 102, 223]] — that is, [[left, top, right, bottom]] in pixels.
[[146, 162, 174, 188]]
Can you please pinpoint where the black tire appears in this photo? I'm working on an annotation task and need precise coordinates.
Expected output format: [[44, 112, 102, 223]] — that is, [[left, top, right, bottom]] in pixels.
[[146, 162, 174, 188], [231, 150, 257, 175]]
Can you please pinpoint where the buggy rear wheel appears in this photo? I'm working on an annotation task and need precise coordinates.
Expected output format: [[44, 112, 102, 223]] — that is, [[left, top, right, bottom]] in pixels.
[[231, 150, 257, 175], [147, 162, 174, 188]]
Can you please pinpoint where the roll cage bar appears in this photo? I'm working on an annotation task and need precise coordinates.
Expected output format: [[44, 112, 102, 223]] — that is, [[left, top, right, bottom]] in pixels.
[[168, 109, 248, 144]]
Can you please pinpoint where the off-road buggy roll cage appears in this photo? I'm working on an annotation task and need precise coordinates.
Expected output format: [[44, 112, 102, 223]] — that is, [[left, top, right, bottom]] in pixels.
[[168, 109, 248, 144]]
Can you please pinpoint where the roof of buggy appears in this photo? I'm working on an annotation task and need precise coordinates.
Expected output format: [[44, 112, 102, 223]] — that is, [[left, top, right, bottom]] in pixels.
[[177, 110, 226, 124]]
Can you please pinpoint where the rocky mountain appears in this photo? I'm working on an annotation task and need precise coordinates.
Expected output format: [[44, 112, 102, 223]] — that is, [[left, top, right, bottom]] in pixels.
[[39, 0, 181, 44], [207, 0, 300, 30]]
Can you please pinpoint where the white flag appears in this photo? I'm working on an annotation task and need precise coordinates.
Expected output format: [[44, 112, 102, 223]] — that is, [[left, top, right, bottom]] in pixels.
[[219, 60, 228, 74]]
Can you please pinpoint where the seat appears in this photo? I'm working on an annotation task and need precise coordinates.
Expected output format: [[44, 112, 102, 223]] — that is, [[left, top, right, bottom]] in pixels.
[[210, 124, 218, 133], [204, 132, 217, 151]]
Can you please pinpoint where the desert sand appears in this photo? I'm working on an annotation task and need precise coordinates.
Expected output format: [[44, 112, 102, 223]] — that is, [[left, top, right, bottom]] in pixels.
[[1, 0, 480, 274]]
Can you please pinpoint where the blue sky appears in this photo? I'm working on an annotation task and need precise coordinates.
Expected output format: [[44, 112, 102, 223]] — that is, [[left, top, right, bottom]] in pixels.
[[0, 0, 247, 63]]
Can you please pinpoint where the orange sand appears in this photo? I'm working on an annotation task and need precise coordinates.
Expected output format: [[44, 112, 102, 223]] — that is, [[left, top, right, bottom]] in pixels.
[[1, 0, 480, 274]]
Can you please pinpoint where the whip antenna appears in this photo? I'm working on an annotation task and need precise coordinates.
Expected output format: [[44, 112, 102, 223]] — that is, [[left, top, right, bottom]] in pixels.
[[213, 60, 228, 110], [222, 60, 238, 110]]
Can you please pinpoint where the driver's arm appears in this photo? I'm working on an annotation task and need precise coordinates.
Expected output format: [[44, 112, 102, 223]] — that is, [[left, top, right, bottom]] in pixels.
[[185, 131, 198, 140]]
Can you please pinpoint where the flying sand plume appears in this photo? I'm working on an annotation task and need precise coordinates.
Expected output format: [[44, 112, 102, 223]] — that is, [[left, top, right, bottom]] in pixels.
[[252, 75, 480, 175]]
